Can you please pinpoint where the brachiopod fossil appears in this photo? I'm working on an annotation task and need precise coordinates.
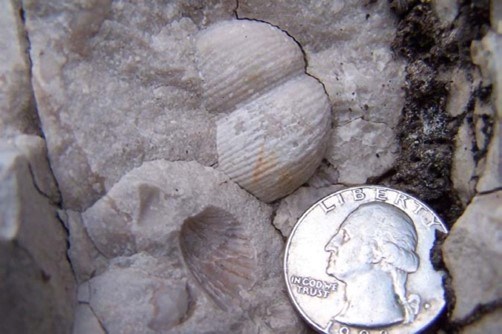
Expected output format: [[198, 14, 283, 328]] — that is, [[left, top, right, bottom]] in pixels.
[[196, 20, 331, 202], [80, 161, 304, 332]]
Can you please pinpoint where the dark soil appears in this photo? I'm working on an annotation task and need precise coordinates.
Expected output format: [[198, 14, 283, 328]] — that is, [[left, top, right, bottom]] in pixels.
[[385, 0, 490, 226]]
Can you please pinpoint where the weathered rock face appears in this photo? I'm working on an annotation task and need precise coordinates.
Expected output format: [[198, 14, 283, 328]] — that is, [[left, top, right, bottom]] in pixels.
[[443, 191, 502, 321], [22, 0, 229, 210], [273, 185, 344, 237], [73, 160, 306, 333], [0, 144, 75, 334]]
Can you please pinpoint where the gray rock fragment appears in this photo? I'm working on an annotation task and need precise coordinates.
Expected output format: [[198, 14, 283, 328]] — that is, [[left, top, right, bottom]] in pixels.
[[73, 304, 106, 334], [0, 145, 75, 334], [326, 118, 399, 184], [476, 119, 502, 193], [452, 118, 476, 205], [274, 185, 344, 237], [62, 210, 107, 284], [443, 191, 502, 321]]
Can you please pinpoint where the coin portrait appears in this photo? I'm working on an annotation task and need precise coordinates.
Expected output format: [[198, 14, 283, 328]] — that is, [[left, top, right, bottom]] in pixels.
[[284, 186, 447, 334]]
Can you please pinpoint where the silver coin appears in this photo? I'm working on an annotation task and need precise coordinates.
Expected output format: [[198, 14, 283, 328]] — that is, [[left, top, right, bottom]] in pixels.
[[284, 186, 448, 334]]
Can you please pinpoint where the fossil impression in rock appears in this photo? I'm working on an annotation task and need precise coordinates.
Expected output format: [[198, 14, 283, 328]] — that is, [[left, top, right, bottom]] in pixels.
[[80, 161, 304, 332], [196, 20, 331, 202]]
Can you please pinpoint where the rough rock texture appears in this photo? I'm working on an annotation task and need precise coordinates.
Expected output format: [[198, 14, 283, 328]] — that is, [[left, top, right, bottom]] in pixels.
[[0, 0, 39, 138], [0, 144, 75, 334], [451, 118, 477, 205], [273, 185, 344, 237], [75, 160, 306, 333], [6, 134, 60, 202], [326, 118, 398, 184], [23, 0, 230, 210], [443, 191, 502, 321]]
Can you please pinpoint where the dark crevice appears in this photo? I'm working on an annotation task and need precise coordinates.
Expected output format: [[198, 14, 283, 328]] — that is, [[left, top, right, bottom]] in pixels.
[[477, 187, 502, 195], [269, 202, 287, 243], [452, 300, 502, 331], [386, 0, 491, 331], [55, 211, 80, 286]]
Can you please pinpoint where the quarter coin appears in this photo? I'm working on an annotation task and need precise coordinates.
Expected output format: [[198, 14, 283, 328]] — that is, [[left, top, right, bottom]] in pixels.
[[284, 186, 448, 334]]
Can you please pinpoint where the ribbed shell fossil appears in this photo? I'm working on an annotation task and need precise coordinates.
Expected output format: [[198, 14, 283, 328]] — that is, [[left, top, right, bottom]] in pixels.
[[196, 20, 305, 113], [196, 20, 331, 202], [180, 206, 257, 312]]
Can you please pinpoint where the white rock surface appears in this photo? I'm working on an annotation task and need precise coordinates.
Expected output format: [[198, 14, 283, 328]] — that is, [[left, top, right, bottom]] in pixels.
[[445, 68, 478, 117], [23, 0, 234, 210], [78, 160, 306, 333], [0, 0, 39, 138], [326, 118, 399, 184], [0, 144, 75, 334], [273, 185, 344, 237], [443, 191, 502, 321]]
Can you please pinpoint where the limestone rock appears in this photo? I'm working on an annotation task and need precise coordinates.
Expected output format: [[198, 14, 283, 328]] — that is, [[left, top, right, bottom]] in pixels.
[[274, 185, 344, 237], [476, 119, 501, 193], [0, 0, 39, 138], [473, 98, 495, 154], [73, 304, 106, 334], [306, 160, 340, 188], [0, 144, 75, 334], [461, 309, 502, 334], [326, 118, 399, 184], [9, 134, 60, 202], [22, 0, 235, 210], [471, 32, 502, 193], [443, 191, 502, 321], [79, 160, 305, 333], [451, 118, 476, 205], [62, 210, 107, 284], [445, 68, 477, 117]]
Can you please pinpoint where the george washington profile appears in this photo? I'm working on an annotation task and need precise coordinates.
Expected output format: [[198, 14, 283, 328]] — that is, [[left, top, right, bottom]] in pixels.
[[325, 202, 421, 328]]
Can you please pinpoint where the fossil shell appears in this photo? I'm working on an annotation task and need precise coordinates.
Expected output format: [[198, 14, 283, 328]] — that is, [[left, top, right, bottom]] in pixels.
[[196, 20, 331, 202], [180, 206, 257, 311], [217, 75, 331, 202], [196, 20, 305, 113]]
